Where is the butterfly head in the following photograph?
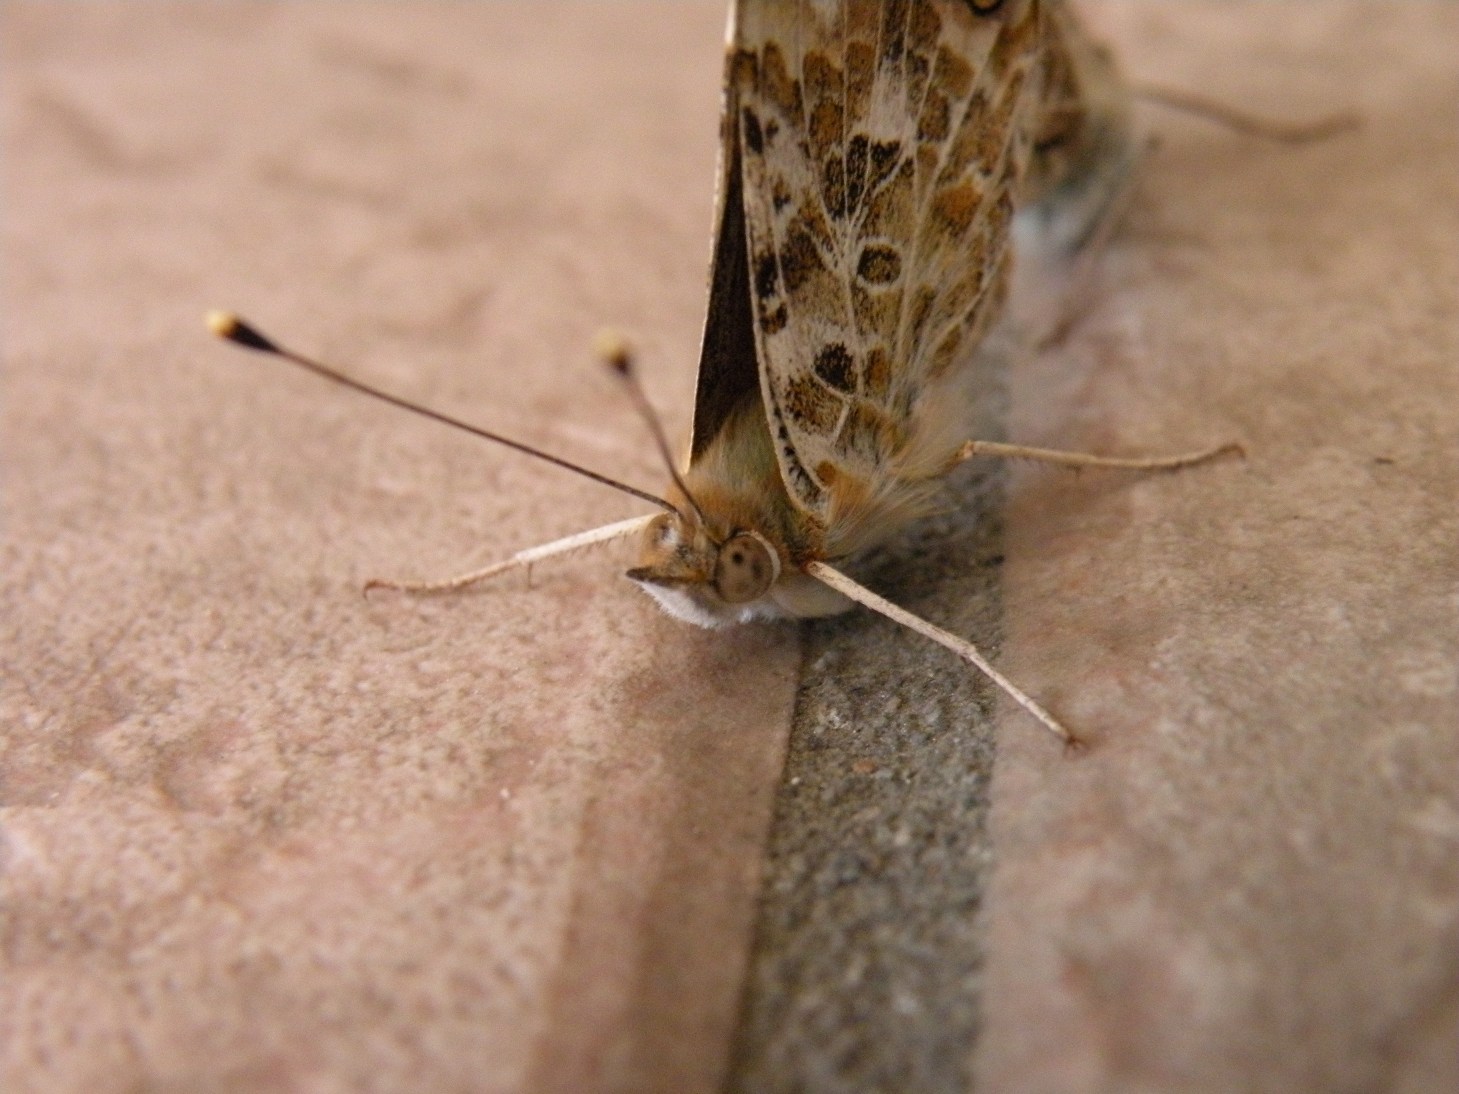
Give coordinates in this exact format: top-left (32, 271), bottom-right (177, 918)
top-left (626, 511), bottom-right (784, 628)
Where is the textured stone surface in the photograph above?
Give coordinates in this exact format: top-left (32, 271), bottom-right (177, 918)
top-left (728, 412), bottom-right (1008, 1094)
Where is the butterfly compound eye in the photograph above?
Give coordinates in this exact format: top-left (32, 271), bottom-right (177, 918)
top-left (714, 533), bottom-right (777, 604)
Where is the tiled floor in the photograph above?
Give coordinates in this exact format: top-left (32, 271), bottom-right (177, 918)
top-left (4, 5), bottom-right (1457, 1093)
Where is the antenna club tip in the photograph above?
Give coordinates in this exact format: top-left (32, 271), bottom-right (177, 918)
top-left (592, 328), bottom-right (634, 376)
top-left (206, 310), bottom-right (240, 338)
top-left (206, 310), bottom-right (280, 354)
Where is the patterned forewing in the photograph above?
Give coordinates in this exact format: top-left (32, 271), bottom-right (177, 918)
top-left (732, 0), bottom-right (1049, 520)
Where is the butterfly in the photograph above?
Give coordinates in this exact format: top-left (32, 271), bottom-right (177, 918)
top-left (211, 0), bottom-right (1246, 745)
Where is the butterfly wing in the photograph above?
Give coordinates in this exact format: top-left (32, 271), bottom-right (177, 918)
top-left (725, 0), bottom-right (1052, 530)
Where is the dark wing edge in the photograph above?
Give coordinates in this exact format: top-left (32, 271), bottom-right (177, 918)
top-left (689, 29), bottom-right (760, 464)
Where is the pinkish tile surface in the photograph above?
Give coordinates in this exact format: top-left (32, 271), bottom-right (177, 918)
top-left (3, 5), bottom-right (795, 1092)
top-left (982, 4), bottom-right (1459, 1091)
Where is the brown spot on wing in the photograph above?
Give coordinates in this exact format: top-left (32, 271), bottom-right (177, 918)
top-left (847, 0), bottom-right (881, 40)
top-left (907, 53), bottom-right (931, 114)
top-left (906, 3), bottom-right (940, 108)
top-left (845, 133), bottom-right (870, 214)
top-left (936, 264), bottom-right (984, 335)
top-left (989, 2), bottom-right (1038, 77)
top-left (907, 285), bottom-right (937, 354)
top-left (804, 50), bottom-right (844, 163)
top-left (862, 157), bottom-right (915, 238)
top-left (813, 343), bottom-right (857, 394)
top-left (925, 249), bottom-right (1012, 379)
top-left (856, 243), bottom-right (903, 285)
top-left (933, 43), bottom-right (976, 100)
top-left (730, 47), bottom-right (757, 89)
top-left (942, 91), bottom-right (988, 180)
top-left (760, 41), bottom-right (802, 118)
top-left (822, 157), bottom-right (847, 219)
top-left (742, 106), bottom-right (764, 154)
top-left (879, 0), bottom-right (911, 65)
top-left (809, 99), bottom-right (841, 159)
top-left (779, 223), bottom-right (826, 295)
top-left (852, 282), bottom-right (903, 347)
top-left (784, 372), bottom-right (842, 436)
top-left (918, 92), bottom-right (951, 143)
top-left (931, 181), bottom-right (983, 234)
top-left (770, 406), bottom-right (826, 506)
top-left (863, 345), bottom-right (893, 401)
top-left (754, 251), bottom-right (779, 302)
top-left (926, 325), bottom-right (963, 380)
top-left (793, 200), bottom-right (835, 252)
top-left (845, 40), bottom-right (876, 121)
top-left (868, 140), bottom-right (903, 192)
top-left (910, 2), bottom-right (942, 55)
top-left (803, 50), bottom-right (842, 102)
top-left (772, 176), bottom-right (793, 212)
top-left (979, 70), bottom-right (1027, 172)
top-left (916, 144), bottom-right (940, 188)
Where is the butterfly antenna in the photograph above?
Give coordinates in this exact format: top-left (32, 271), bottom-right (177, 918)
top-left (205, 311), bottom-right (680, 516)
top-left (593, 329), bottom-right (710, 529)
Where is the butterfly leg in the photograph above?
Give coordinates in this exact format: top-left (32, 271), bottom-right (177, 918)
top-left (805, 562), bottom-right (1078, 748)
top-left (1133, 84), bottom-right (1360, 145)
top-left (955, 438), bottom-right (1243, 473)
top-left (364, 515), bottom-right (654, 596)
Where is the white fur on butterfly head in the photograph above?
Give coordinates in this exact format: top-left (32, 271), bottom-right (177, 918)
top-left (627, 513), bottom-right (852, 627)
